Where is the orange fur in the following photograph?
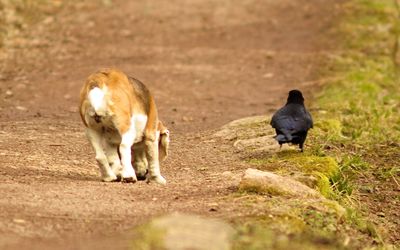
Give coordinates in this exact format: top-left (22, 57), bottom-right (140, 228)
top-left (157, 121), bottom-right (170, 161)
top-left (80, 69), bottom-right (148, 134)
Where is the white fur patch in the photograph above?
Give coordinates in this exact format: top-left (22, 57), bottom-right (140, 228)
top-left (131, 114), bottom-right (148, 143)
top-left (88, 87), bottom-right (107, 115)
top-left (118, 114), bottom-right (147, 180)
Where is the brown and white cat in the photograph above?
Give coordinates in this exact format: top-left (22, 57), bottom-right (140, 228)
top-left (79, 68), bottom-right (167, 184)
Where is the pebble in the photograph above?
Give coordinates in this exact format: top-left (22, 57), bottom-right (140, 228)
top-left (13, 218), bottom-right (26, 224)
top-left (182, 116), bottom-right (193, 122)
top-left (263, 73), bottom-right (274, 78)
top-left (265, 51), bottom-right (276, 59)
top-left (222, 171), bottom-right (233, 177)
top-left (87, 21), bottom-right (95, 28)
top-left (16, 106), bottom-right (27, 111)
top-left (43, 16), bottom-right (54, 25)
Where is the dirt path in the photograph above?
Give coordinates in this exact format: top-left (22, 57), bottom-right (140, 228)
top-left (0, 0), bottom-right (337, 248)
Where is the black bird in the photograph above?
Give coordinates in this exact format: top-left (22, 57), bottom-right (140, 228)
top-left (270, 89), bottom-right (313, 152)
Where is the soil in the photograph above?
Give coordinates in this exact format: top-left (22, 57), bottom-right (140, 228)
top-left (0, 0), bottom-right (341, 248)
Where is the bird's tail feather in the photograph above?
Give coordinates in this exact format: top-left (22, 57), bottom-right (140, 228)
top-left (274, 134), bottom-right (287, 142)
top-left (274, 134), bottom-right (293, 143)
top-left (274, 129), bottom-right (294, 143)
top-left (281, 129), bottom-right (293, 141)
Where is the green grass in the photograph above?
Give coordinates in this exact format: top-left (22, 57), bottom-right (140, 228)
top-left (311, 0), bottom-right (400, 246)
top-left (317, 0), bottom-right (400, 147)
top-left (237, 0), bottom-right (400, 248)
top-left (314, 0), bottom-right (400, 199)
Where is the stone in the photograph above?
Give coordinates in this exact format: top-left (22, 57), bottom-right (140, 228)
top-left (221, 171), bottom-right (234, 178)
top-left (224, 115), bottom-right (268, 128)
top-left (239, 168), bottom-right (322, 198)
top-left (291, 173), bottom-right (319, 189)
top-left (13, 218), bottom-right (26, 224)
top-left (131, 213), bottom-right (234, 250)
top-left (5, 90), bottom-right (13, 97)
top-left (213, 115), bottom-right (292, 154)
top-left (263, 72), bottom-right (274, 78)
top-left (265, 51), bottom-right (276, 59)
top-left (182, 116), bottom-right (193, 122)
top-left (214, 115), bottom-right (270, 141)
top-left (233, 135), bottom-right (287, 153)
top-left (221, 171), bottom-right (241, 185)
top-left (43, 16), bottom-right (55, 25)
top-left (15, 106), bottom-right (27, 111)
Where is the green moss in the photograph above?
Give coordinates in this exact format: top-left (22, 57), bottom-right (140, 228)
top-left (320, 200), bottom-right (346, 218)
top-left (270, 215), bottom-right (307, 234)
top-left (232, 222), bottom-right (275, 250)
top-left (284, 155), bottom-right (339, 177)
top-left (238, 180), bottom-right (287, 196)
top-left (130, 223), bottom-right (166, 250)
top-left (247, 158), bottom-right (269, 165)
top-left (313, 119), bottom-right (343, 142)
top-left (313, 172), bottom-right (333, 198)
top-left (232, 213), bottom-right (349, 250)
top-left (249, 153), bottom-right (339, 198)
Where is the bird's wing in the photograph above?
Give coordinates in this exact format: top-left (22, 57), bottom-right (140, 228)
top-left (271, 105), bottom-right (311, 132)
top-left (305, 110), bottom-right (313, 128)
top-left (273, 115), bottom-right (309, 132)
top-left (271, 107), bottom-right (287, 128)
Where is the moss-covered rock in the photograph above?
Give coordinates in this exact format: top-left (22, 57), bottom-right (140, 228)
top-left (251, 153), bottom-right (340, 198)
top-left (239, 168), bottom-right (322, 198)
top-left (131, 223), bottom-right (166, 250)
top-left (214, 115), bottom-right (270, 141)
top-left (130, 213), bottom-right (234, 250)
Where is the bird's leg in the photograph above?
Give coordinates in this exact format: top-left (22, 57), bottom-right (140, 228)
top-left (299, 143), bottom-right (304, 153)
top-left (279, 143), bottom-right (283, 151)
